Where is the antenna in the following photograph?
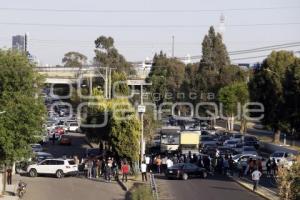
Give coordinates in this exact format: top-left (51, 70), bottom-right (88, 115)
top-left (219, 13), bottom-right (225, 38)
top-left (172, 35), bottom-right (175, 57)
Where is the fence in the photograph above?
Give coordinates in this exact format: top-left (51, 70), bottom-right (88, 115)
top-left (149, 173), bottom-right (159, 200)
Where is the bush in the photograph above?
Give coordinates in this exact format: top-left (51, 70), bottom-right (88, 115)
top-left (131, 185), bottom-right (154, 200)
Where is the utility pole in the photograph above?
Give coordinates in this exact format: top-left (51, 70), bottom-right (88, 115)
top-left (105, 67), bottom-right (108, 98)
top-left (172, 35), bottom-right (175, 58)
top-left (137, 82), bottom-right (152, 163)
top-left (108, 67), bottom-right (116, 99)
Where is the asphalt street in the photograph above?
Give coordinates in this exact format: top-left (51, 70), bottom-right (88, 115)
top-left (156, 174), bottom-right (264, 200)
top-left (17, 132), bottom-right (125, 200)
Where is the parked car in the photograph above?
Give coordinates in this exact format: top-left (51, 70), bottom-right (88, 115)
top-left (240, 146), bottom-right (258, 156)
top-left (27, 158), bottom-right (78, 178)
top-left (243, 136), bottom-right (260, 149)
top-left (68, 122), bottom-right (80, 132)
top-left (215, 147), bottom-right (239, 157)
top-left (165, 163), bottom-right (207, 180)
top-left (199, 135), bottom-right (217, 147)
top-left (269, 151), bottom-right (295, 166)
top-left (223, 140), bottom-right (241, 148)
top-left (232, 154), bottom-right (261, 168)
top-left (30, 144), bottom-right (43, 152)
top-left (85, 148), bottom-right (104, 158)
top-left (33, 152), bottom-right (53, 162)
top-left (59, 135), bottom-right (72, 145)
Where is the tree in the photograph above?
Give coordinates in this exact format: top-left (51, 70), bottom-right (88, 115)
top-left (200, 26), bottom-right (230, 72)
top-left (83, 89), bottom-right (140, 163)
top-left (62, 51), bottom-right (87, 67)
top-left (0, 50), bottom-right (46, 193)
top-left (218, 82), bottom-right (249, 131)
top-left (283, 58), bottom-right (300, 139)
top-left (249, 51), bottom-right (296, 143)
top-left (147, 51), bottom-right (185, 107)
top-left (94, 36), bottom-right (133, 74)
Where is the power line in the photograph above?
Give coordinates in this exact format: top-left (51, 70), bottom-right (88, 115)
top-left (175, 42), bottom-right (300, 60)
top-left (0, 6), bottom-right (299, 13)
top-left (1, 22), bottom-right (300, 28)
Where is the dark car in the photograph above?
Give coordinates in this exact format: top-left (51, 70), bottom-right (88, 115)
top-left (243, 136), bottom-right (260, 149)
top-left (216, 147), bottom-right (239, 157)
top-left (165, 163), bottom-right (207, 180)
top-left (85, 148), bottom-right (104, 158)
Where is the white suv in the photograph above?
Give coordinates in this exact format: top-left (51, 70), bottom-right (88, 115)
top-left (27, 158), bottom-right (78, 178)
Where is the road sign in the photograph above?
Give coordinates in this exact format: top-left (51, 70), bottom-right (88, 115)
top-left (138, 105), bottom-right (146, 113)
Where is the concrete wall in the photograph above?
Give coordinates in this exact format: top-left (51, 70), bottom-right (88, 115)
top-left (260, 142), bottom-right (299, 155)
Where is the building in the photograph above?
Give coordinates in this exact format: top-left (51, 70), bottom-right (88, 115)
top-left (131, 59), bottom-right (153, 79)
top-left (12, 35), bottom-right (25, 52)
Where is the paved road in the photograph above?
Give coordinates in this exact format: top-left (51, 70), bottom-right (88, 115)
top-left (156, 174), bottom-right (264, 200)
top-left (17, 133), bottom-right (125, 200)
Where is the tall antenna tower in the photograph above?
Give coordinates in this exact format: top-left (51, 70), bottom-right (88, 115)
top-left (219, 13), bottom-right (225, 39)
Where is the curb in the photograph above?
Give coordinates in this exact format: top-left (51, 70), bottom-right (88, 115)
top-left (117, 179), bottom-right (128, 191)
top-left (228, 175), bottom-right (279, 200)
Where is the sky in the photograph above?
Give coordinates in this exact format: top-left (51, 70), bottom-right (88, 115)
top-left (0, 0), bottom-right (300, 65)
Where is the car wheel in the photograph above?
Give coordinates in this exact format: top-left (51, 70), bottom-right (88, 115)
top-left (56, 170), bottom-right (64, 178)
top-left (29, 169), bottom-right (37, 177)
top-left (182, 173), bottom-right (188, 180)
top-left (202, 171), bottom-right (208, 178)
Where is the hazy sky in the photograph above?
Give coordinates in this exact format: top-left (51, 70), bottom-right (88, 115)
top-left (1, 0), bottom-right (300, 65)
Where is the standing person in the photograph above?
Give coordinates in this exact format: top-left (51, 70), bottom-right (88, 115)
top-left (74, 155), bottom-right (80, 176)
top-left (251, 168), bottom-right (262, 191)
top-left (271, 158), bottom-right (278, 175)
top-left (228, 156), bottom-right (234, 176)
top-left (121, 161), bottom-right (129, 182)
top-left (266, 159), bottom-right (271, 177)
top-left (145, 155), bottom-right (150, 172)
top-left (96, 159), bottom-right (102, 178)
top-left (87, 159), bottom-right (93, 179)
top-left (155, 156), bottom-right (162, 174)
top-left (52, 133), bottom-right (56, 145)
top-left (7, 167), bottom-right (12, 185)
top-left (223, 158), bottom-right (229, 175)
top-left (141, 161), bottom-right (147, 182)
top-left (166, 157), bottom-right (173, 169)
top-left (257, 159), bottom-right (263, 173)
top-left (105, 158), bottom-right (113, 182)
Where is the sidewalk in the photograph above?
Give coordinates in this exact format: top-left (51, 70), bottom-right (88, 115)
top-left (228, 173), bottom-right (279, 200)
top-left (0, 195), bottom-right (18, 200)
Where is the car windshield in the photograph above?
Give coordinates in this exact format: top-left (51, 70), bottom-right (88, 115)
top-left (31, 144), bottom-right (41, 148)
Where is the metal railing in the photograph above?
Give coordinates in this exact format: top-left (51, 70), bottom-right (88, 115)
top-left (149, 173), bottom-right (159, 200)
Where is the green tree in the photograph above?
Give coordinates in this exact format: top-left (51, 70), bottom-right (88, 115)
top-left (249, 51), bottom-right (296, 143)
top-left (148, 51), bottom-right (185, 107)
top-left (218, 82), bottom-right (249, 131)
top-left (62, 51), bottom-right (87, 67)
top-left (94, 36), bottom-right (133, 74)
top-left (0, 50), bottom-right (46, 193)
top-left (283, 58), bottom-right (300, 138)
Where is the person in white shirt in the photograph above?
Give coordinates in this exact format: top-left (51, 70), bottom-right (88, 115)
top-left (166, 158), bottom-right (173, 168)
top-left (141, 161), bottom-right (147, 182)
top-left (251, 168), bottom-right (262, 191)
top-left (145, 155), bottom-right (150, 172)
